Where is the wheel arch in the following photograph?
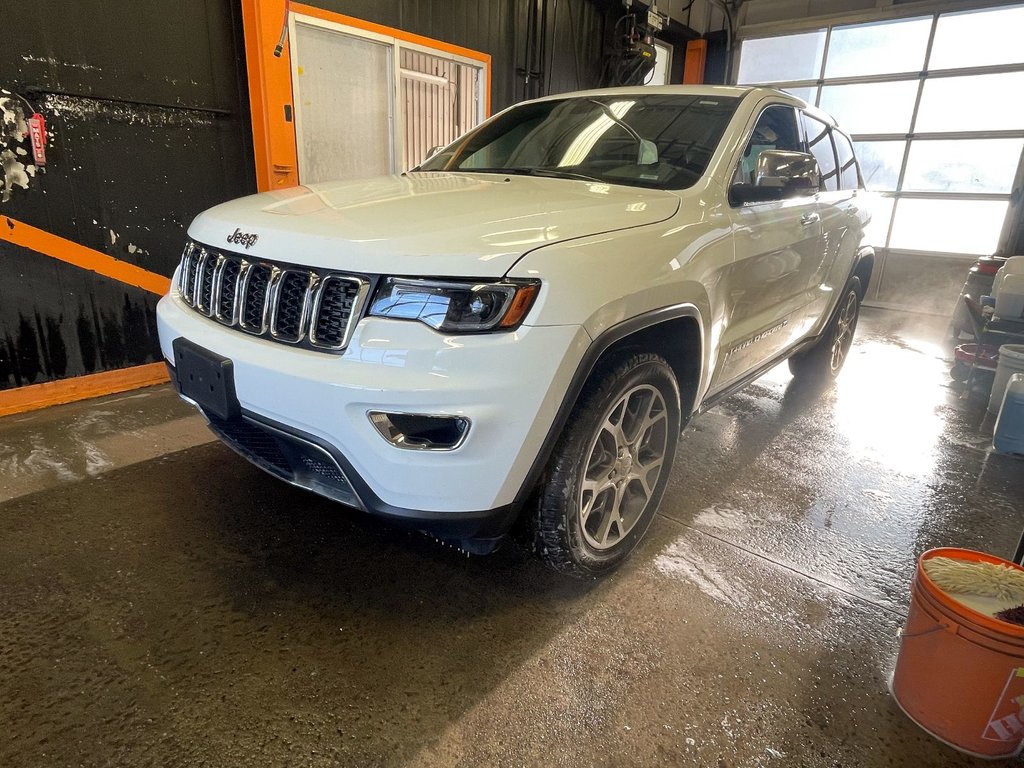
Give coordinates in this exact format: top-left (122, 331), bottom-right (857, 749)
top-left (595, 315), bottom-right (704, 422)
top-left (852, 246), bottom-right (874, 300)
top-left (510, 303), bottom-right (705, 514)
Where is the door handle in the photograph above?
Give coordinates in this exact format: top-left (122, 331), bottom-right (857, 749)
top-left (800, 212), bottom-right (821, 226)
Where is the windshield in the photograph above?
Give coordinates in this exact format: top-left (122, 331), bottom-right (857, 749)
top-left (414, 94), bottom-right (739, 191)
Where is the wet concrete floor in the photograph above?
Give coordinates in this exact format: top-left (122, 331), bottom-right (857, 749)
top-left (1, 307), bottom-right (1022, 767)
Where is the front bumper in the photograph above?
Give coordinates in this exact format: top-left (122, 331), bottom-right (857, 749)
top-left (157, 293), bottom-right (590, 531)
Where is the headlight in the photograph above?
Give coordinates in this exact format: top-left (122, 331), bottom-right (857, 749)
top-left (368, 278), bottom-right (540, 332)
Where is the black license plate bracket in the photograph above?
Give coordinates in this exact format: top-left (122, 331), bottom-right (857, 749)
top-left (172, 338), bottom-right (240, 420)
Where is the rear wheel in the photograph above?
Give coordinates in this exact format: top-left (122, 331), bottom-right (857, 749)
top-left (789, 277), bottom-right (861, 381)
top-left (533, 353), bottom-right (681, 578)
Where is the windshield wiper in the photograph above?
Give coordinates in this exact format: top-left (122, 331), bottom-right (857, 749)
top-left (519, 167), bottom-right (601, 182)
top-left (454, 167), bottom-right (601, 182)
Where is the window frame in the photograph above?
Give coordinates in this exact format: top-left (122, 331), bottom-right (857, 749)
top-left (801, 112), bottom-right (840, 192)
top-left (831, 128), bottom-right (863, 191)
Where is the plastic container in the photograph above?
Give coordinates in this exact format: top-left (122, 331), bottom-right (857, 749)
top-left (989, 345), bottom-right (1024, 414)
top-left (995, 272), bottom-right (1024, 322)
top-left (891, 548), bottom-right (1024, 759)
top-left (994, 373), bottom-right (1024, 456)
top-left (992, 256), bottom-right (1024, 296)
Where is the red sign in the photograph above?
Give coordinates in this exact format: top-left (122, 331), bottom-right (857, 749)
top-left (27, 113), bottom-right (46, 166)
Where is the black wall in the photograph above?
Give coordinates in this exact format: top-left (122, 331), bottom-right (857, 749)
top-left (0, 0), bottom-right (704, 391)
top-left (0, 0), bottom-right (256, 390)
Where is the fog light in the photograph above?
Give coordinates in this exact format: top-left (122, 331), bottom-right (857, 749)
top-left (368, 411), bottom-right (470, 450)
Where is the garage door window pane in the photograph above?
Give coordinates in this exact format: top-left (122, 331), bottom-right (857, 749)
top-left (802, 114), bottom-right (838, 191)
top-left (903, 139), bottom-right (1024, 194)
top-left (824, 17), bottom-right (931, 78)
top-left (819, 81), bottom-right (918, 135)
top-left (916, 72), bottom-right (1024, 133)
top-left (737, 31), bottom-right (826, 84)
top-left (889, 199), bottom-right (1009, 254)
top-left (863, 196), bottom-right (894, 248)
top-left (854, 141), bottom-right (904, 192)
top-left (929, 4), bottom-right (1024, 70)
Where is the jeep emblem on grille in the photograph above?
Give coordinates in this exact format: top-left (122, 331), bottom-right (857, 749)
top-left (227, 228), bottom-right (259, 250)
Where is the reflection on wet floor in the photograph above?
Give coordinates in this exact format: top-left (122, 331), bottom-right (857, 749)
top-left (0, 307), bottom-right (1022, 767)
top-left (665, 311), bottom-right (1022, 615)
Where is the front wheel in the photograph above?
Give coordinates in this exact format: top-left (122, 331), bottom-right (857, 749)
top-left (533, 353), bottom-right (681, 578)
top-left (789, 276), bottom-right (861, 381)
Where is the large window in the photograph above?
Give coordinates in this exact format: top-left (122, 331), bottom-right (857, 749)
top-left (289, 12), bottom-right (488, 183)
top-left (737, 4), bottom-right (1024, 266)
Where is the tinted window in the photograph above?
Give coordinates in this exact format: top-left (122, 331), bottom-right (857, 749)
top-left (833, 129), bottom-right (860, 189)
top-left (734, 105), bottom-right (802, 184)
top-left (802, 113), bottom-right (839, 191)
top-left (416, 94), bottom-right (739, 191)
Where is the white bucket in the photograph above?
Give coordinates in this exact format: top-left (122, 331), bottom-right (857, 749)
top-left (995, 272), bottom-right (1024, 321)
top-left (989, 344), bottom-right (1024, 413)
top-left (993, 256), bottom-right (1024, 298)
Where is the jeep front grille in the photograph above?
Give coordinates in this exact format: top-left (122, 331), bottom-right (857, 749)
top-left (176, 241), bottom-right (367, 352)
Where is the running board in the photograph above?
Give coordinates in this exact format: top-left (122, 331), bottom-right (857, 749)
top-left (696, 335), bottom-right (820, 414)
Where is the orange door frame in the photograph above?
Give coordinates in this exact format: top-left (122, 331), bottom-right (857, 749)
top-left (240, 0), bottom-right (492, 191)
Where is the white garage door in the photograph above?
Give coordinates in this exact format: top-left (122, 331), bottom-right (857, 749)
top-left (737, 3), bottom-right (1024, 313)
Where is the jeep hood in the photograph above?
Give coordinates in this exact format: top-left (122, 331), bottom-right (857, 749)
top-left (187, 173), bottom-right (680, 277)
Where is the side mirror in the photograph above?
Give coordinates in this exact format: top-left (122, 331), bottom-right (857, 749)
top-left (730, 150), bottom-right (820, 205)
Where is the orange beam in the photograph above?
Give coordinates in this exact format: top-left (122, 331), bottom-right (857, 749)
top-left (290, 3), bottom-right (492, 71)
top-left (0, 363), bottom-right (170, 418)
top-left (683, 39), bottom-right (707, 85)
top-left (2, 216), bottom-right (170, 296)
top-left (241, 0), bottom-right (300, 191)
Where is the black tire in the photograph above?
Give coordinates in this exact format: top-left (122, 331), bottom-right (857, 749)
top-left (788, 276), bottom-right (861, 381)
top-left (533, 352), bottom-right (681, 578)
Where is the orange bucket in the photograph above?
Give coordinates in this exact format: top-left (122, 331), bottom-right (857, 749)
top-left (892, 548), bottom-right (1024, 759)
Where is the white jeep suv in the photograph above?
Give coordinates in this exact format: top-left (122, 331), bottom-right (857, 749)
top-left (157, 85), bottom-right (872, 577)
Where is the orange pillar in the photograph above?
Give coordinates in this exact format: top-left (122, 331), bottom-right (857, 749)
top-left (683, 39), bottom-right (707, 84)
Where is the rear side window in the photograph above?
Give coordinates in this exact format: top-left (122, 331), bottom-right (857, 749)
top-left (801, 113), bottom-right (838, 191)
top-left (734, 105), bottom-right (802, 184)
top-left (832, 130), bottom-right (861, 190)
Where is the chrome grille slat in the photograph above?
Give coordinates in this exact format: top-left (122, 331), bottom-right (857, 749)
top-left (239, 263), bottom-right (273, 334)
top-left (310, 277), bottom-right (364, 350)
top-left (182, 246), bottom-right (201, 306)
top-left (197, 252), bottom-right (219, 316)
top-left (215, 258), bottom-right (242, 324)
top-left (175, 241), bottom-right (365, 354)
top-left (178, 243), bottom-right (195, 296)
top-left (270, 270), bottom-right (315, 343)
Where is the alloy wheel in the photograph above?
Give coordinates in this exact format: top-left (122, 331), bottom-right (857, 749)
top-left (830, 291), bottom-right (858, 373)
top-left (578, 384), bottom-right (669, 551)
